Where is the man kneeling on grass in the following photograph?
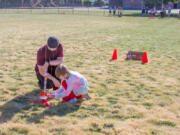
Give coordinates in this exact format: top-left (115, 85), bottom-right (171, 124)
top-left (48, 64), bottom-right (90, 103)
top-left (35, 36), bottom-right (63, 90)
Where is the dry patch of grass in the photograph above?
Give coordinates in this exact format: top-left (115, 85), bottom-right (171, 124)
top-left (0, 13), bottom-right (180, 135)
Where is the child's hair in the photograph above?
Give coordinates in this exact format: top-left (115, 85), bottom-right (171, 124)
top-left (55, 64), bottom-right (69, 78)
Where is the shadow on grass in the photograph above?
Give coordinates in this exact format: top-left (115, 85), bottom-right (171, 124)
top-left (27, 101), bottom-right (81, 123)
top-left (0, 89), bottom-right (40, 123)
top-left (123, 14), bottom-right (180, 19)
top-left (0, 89), bottom-right (81, 123)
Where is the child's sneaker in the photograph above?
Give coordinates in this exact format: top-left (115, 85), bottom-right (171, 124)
top-left (68, 98), bottom-right (77, 104)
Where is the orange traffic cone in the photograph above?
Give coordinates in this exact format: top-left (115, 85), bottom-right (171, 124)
top-left (112, 49), bottom-right (118, 60)
top-left (142, 52), bottom-right (148, 64)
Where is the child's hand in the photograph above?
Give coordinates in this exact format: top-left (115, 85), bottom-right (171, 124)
top-left (54, 93), bottom-right (64, 99)
top-left (48, 94), bottom-right (55, 99)
top-left (54, 88), bottom-right (64, 94)
top-left (53, 79), bottom-right (61, 88)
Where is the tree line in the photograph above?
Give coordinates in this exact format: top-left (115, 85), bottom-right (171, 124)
top-left (0, 0), bottom-right (179, 8)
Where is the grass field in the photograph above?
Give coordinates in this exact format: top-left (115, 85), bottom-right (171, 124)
top-left (0, 13), bottom-right (180, 135)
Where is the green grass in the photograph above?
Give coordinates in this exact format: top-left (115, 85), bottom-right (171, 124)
top-left (0, 11), bottom-right (180, 135)
top-left (150, 120), bottom-right (176, 127)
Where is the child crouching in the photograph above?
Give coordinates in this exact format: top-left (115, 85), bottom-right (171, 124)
top-left (49, 64), bottom-right (89, 103)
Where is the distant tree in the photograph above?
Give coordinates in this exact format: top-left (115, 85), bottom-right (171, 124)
top-left (83, 0), bottom-right (92, 6)
top-left (141, 0), bottom-right (180, 8)
top-left (109, 0), bottom-right (123, 8)
top-left (94, 0), bottom-right (105, 6)
top-left (109, 0), bottom-right (180, 9)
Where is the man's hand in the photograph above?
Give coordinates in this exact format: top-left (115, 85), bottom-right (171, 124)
top-left (39, 61), bottom-right (49, 74)
top-left (52, 79), bottom-right (61, 88)
top-left (44, 61), bottom-right (49, 71)
top-left (44, 61), bottom-right (49, 67)
top-left (49, 57), bottom-right (63, 66)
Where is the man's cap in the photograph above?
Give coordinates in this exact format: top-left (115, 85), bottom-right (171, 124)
top-left (47, 36), bottom-right (59, 48)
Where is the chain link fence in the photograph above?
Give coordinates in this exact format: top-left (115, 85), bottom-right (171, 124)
top-left (0, 0), bottom-right (111, 16)
top-left (0, 0), bottom-right (108, 8)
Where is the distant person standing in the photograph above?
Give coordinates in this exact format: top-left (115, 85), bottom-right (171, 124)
top-left (150, 9), bottom-right (153, 16)
top-left (160, 8), bottom-right (163, 17)
top-left (142, 7), bottom-right (145, 16)
top-left (163, 8), bottom-right (166, 17)
top-left (118, 7), bottom-right (123, 17)
top-left (113, 7), bottom-right (116, 16)
top-left (168, 6), bottom-right (171, 17)
top-left (153, 7), bottom-right (157, 16)
top-left (145, 7), bottom-right (149, 15)
top-left (160, 8), bottom-right (166, 18)
top-left (109, 7), bottom-right (112, 15)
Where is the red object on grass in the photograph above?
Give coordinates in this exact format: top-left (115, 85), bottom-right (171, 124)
top-left (30, 80), bottom-right (82, 108)
top-left (62, 80), bottom-right (82, 101)
top-left (142, 52), bottom-right (148, 64)
top-left (112, 49), bottom-right (118, 60)
top-left (42, 99), bottom-right (51, 108)
top-left (40, 92), bottom-right (47, 97)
